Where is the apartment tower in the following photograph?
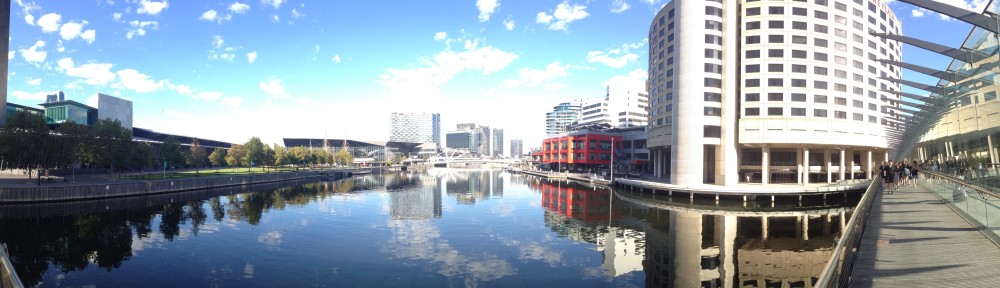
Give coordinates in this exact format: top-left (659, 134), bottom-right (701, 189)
top-left (647, 0), bottom-right (902, 186)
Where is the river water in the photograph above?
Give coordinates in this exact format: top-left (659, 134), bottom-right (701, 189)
top-left (0, 169), bottom-right (857, 287)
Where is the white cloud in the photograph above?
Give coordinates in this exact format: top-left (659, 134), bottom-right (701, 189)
top-left (19, 40), bottom-right (47, 63)
top-left (912, 9), bottom-right (925, 17)
top-left (56, 57), bottom-right (117, 85)
top-left (272, 14), bottom-right (279, 22)
top-left (503, 19), bottom-right (515, 30)
top-left (536, 2), bottom-right (589, 31)
top-left (137, 0), bottom-right (169, 15)
top-left (172, 84), bottom-right (193, 95)
top-left (24, 14), bottom-right (34, 25)
top-left (37, 13), bottom-right (61, 32)
top-left (212, 35), bottom-right (225, 49)
top-left (434, 32), bottom-right (447, 41)
top-left (476, 0), bottom-right (499, 22)
top-left (10, 91), bottom-right (50, 101)
top-left (378, 39), bottom-right (519, 96)
top-left (228, 2), bottom-right (250, 14)
top-left (611, 0), bottom-right (630, 13)
top-left (59, 21), bottom-right (86, 41)
top-left (7, 51), bottom-right (13, 60)
top-left (291, 8), bottom-right (303, 18)
top-left (81, 30), bottom-right (96, 43)
top-left (200, 10), bottom-right (218, 21)
top-left (192, 91), bottom-right (222, 101)
top-left (259, 78), bottom-right (290, 99)
top-left (115, 69), bottom-right (164, 93)
top-left (261, 0), bottom-right (284, 9)
top-left (332, 54), bottom-right (341, 63)
top-left (113, 12), bottom-right (123, 22)
top-left (209, 35), bottom-right (237, 61)
top-left (247, 51), bottom-right (257, 63)
top-left (503, 62), bottom-right (570, 88)
top-left (587, 48), bottom-right (638, 68)
top-left (26, 78), bottom-right (41, 85)
top-left (127, 20), bottom-right (158, 39)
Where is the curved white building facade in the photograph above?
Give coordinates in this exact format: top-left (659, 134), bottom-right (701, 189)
top-left (647, 0), bottom-right (903, 186)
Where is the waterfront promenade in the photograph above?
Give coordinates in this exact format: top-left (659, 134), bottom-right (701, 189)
top-left (850, 183), bottom-right (1000, 287)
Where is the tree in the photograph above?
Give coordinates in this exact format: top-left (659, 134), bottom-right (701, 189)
top-left (273, 144), bottom-right (288, 168)
top-left (55, 121), bottom-right (91, 181)
top-left (0, 112), bottom-right (51, 182)
top-left (131, 142), bottom-right (155, 170)
top-left (243, 137), bottom-right (265, 172)
top-left (225, 144), bottom-right (245, 168)
top-left (159, 136), bottom-right (185, 170)
top-left (93, 119), bottom-right (133, 175)
top-left (187, 138), bottom-right (208, 174)
top-left (333, 147), bottom-right (354, 167)
top-left (209, 148), bottom-right (227, 172)
top-left (262, 144), bottom-right (276, 172)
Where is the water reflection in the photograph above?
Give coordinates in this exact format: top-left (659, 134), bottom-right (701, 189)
top-left (0, 169), bottom-right (856, 287)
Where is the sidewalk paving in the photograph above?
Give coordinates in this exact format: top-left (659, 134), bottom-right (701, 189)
top-left (849, 182), bottom-right (1000, 287)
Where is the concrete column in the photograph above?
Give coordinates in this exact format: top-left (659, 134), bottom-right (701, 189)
top-left (803, 147), bottom-right (810, 185)
top-left (797, 147), bottom-right (803, 185)
top-left (988, 135), bottom-right (996, 172)
top-left (653, 150), bottom-right (659, 178)
top-left (762, 145), bottom-right (770, 186)
top-left (839, 149), bottom-right (846, 181)
top-left (762, 216), bottom-right (769, 240)
top-left (839, 211), bottom-right (846, 230)
top-left (795, 216), bottom-right (803, 239)
top-left (866, 150), bottom-right (873, 179)
top-left (825, 149), bottom-right (832, 183)
top-left (802, 216), bottom-right (810, 240)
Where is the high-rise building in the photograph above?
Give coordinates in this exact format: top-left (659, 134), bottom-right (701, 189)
top-left (510, 138), bottom-right (523, 158)
top-left (0, 0), bottom-right (10, 128)
top-left (46, 91), bottom-right (65, 103)
top-left (646, 1), bottom-right (902, 186)
top-left (97, 93), bottom-right (133, 130)
top-left (575, 78), bottom-right (649, 129)
top-left (492, 128), bottom-right (503, 157)
top-left (545, 99), bottom-right (585, 136)
top-left (390, 112), bottom-right (441, 150)
top-left (447, 123), bottom-right (479, 154)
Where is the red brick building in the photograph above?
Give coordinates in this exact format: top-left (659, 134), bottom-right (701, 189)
top-left (540, 131), bottom-right (622, 171)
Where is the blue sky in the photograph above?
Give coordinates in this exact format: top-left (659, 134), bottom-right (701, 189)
top-left (4, 0), bottom-right (987, 149)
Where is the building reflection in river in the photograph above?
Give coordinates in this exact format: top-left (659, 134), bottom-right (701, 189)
top-left (532, 178), bottom-right (851, 287)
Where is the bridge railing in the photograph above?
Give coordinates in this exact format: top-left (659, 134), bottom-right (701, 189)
top-left (1, 243), bottom-right (24, 288)
top-left (919, 170), bottom-right (1000, 245)
top-left (815, 174), bottom-right (882, 288)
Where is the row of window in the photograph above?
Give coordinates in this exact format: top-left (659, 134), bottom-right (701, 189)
top-left (744, 107), bottom-right (878, 122)
top-left (744, 93), bottom-right (878, 110)
top-left (743, 0), bottom-right (897, 30)
top-left (745, 78), bottom-right (891, 94)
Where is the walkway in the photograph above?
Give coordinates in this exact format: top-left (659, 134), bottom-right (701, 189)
top-left (850, 182), bottom-right (1000, 287)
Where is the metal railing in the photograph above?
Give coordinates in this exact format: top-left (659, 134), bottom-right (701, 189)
top-left (0, 243), bottom-right (24, 288)
top-left (920, 170), bottom-right (1000, 246)
top-left (815, 175), bottom-right (883, 287)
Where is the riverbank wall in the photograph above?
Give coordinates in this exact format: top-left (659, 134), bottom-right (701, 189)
top-left (0, 168), bottom-right (373, 204)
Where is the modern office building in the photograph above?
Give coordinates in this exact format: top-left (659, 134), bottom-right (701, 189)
top-left (546, 99), bottom-right (585, 136)
top-left (39, 100), bottom-right (98, 126)
top-left (575, 78), bottom-right (649, 129)
top-left (646, 0), bottom-right (902, 186)
top-left (45, 91), bottom-right (65, 103)
top-left (0, 0), bottom-right (9, 128)
top-left (510, 138), bottom-right (524, 158)
top-left (98, 93), bottom-right (134, 130)
top-left (446, 125), bottom-right (478, 154)
top-left (492, 128), bottom-right (504, 157)
top-left (389, 112), bottom-right (441, 150)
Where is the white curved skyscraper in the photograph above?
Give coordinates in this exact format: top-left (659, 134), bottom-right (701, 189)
top-left (647, 0), bottom-right (903, 186)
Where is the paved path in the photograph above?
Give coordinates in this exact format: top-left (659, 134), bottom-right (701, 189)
top-left (850, 183), bottom-right (1000, 287)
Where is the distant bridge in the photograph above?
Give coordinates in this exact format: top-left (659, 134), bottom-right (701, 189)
top-left (425, 151), bottom-right (517, 168)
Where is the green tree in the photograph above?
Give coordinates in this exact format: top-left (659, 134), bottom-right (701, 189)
top-left (159, 136), bottom-right (185, 170)
top-left (225, 144), bottom-right (245, 168)
top-left (273, 144), bottom-right (288, 168)
top-left (55, 121), bottom-right (90, 181)
top-left (131, 142), bottom-right (155, 170)
top-left (93, 119), bottom-right (133, 175)
top-left (209, 148), bottom-right (227, 172)
top-left (333, 147), bottom-right (354, 167)
top-left (243, 137), bottom-right (265, 172)
top-left (0, 112), bottom-right (51, 182)
top-left (262, 144), bottom-right (276, 172)
top-left (187, 138), bottom-right (208, 174)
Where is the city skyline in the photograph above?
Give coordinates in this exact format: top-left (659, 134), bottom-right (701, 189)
top-left (2, 0), bottom-right (981, 148)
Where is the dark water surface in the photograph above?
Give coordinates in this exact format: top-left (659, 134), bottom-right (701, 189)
top-left (0, 169), bottom-right (856, 287)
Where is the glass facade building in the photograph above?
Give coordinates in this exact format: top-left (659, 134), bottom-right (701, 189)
top-left (39, 100), bottom-right (97, 126)
top-left (389, 112), bottom-right (441, 150)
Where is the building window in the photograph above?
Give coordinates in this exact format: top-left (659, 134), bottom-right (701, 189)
top-left (768, 49), bottom-right (784, 58)
top-left (706, 49), bottom-right (723, 59)
top-left (792, 35), bottom-right (807, 44)
top-left (747, 21), bottom-right (761, 29)
top-left (835, 111), bottom-right (847, 119)
top-left (793, 7), bottom-right (807, 16)
top-left (792, 21), bottom-right (807, 30)
top-left (768, 35), bottom-right (784, 43)
top-left (705, 78), bottom-right (722, 88)
top-left (815, 66), bottom-right (828, 75)
top-left (769, 20), bottom-right (784, 29)
top-left (768, 6), bottom-right (784, 14)
top-left (767, 78), bottom-right (783, 87)
top-left (746, 35), bottom-right (761, 44)
top-left (792, 50), bottom-right (807, 59)
top-left (814, 52), bottom-right (828, 61)
top-left (706, 35), bottom-right (723, 45)
top-left (814, 109), bottom-right (828, 117)
top-left (745, 108), bottom-right (760, 116)
top-left (768, 64), bottom-right (783, 72)
top-left (814, 95), bottom-right (828, 103)
top-left (704, 125), bottom-right (722, 138)
top-left (791, 79), bottom-right (806, 87)
top-left (791, 108), bottom-right (806, 116)
top-left (767, 107), bottom-right (783, 116)
top-left (705, 63), bottom-right (723, 74)
top-left (704, 107), bottom-right (722, 116)
top-left (814, 81), bottom-right (828, 90)
top-left (747, 7), bottom-right (761, 16)
top-left (815, 11), bottom-right (828, 19)
top-left (746, 79), bottom-right (760, 87)
top-left (705, 20), bottom-right (723, 31)
top-left (791, 93), bottom-right (806, 102)
top-left (706, 7), bottom-right (723, 16)
top-left (853, 113), bottom-right (864, 121)
top-left (791, 64), bottom-right (807, 73)
top-left (814, 24), bottom-right (828, 33)
top-left (746, 93), bottom-right (760, 101)
top-left (768, 93), bottom-right (783, 101)
top-left (747, 64), bottom-right (761, 73)
top-left (815, 38), bottom-right (828, 47)
top-left (705, 92), bottom-right (722, 102)
top-left (746, 50), bottom-right (760, 59)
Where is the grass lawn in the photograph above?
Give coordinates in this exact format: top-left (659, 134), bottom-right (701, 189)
top-left (124, 167), bottom-right (310, 180)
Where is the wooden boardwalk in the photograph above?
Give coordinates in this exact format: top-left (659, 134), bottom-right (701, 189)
top-left (850, 183), bottom-right (1000, 287)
